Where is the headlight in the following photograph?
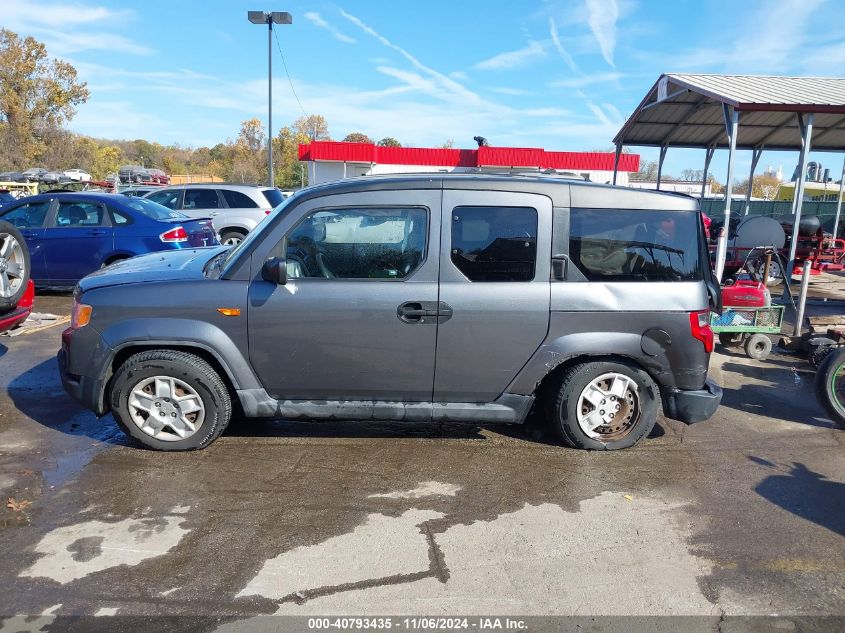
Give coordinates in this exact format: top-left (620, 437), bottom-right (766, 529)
top-left (71, 300), bottom-right (93, 329)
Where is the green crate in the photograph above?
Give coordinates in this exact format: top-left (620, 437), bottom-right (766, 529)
top-left (710, 305), bottom-right (784, 334)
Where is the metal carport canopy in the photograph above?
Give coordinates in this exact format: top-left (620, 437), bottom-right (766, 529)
top-left (613, 74), bottom-right (845, 150)
top-left (612, 73), bottom-right (845, 290)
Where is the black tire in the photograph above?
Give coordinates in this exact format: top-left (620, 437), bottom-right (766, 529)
top-left (220, 229), bottom-right (246, 246)
top-left (744, 333), bottom-right (772, 360)
top-left (809, 344), bottom-right (835, 370)
top-left (101, 256), bottom-right (129, 269)
top-left (718, 332), bottom-right (742, 348)
top-left (109, 350), bottom-right (232, 451)
top-left (0, 220), bottom-right (31, 312)
top-left (550, 360), bottom-right (659, 450)
top-left (814, 348), bottom-right (845, 429)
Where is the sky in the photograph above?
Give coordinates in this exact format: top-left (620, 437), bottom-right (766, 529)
top-left (5, 0), bottom-right (845, 180)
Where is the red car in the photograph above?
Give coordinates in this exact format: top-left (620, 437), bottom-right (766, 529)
top-left (0, 279), bottom-right (34, 334)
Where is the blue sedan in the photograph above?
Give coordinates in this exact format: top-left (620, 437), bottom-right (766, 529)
top-left (0, 192), bottom-right (219, 286)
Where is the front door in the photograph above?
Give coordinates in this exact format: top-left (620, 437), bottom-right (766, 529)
top-left (247, 190), bottom-right (441, 402)
top-left (434, 190), bottom-right (553, 402)
top-left (44, 199), bottom-right (113, 283)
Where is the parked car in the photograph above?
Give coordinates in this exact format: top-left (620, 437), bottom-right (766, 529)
top-left (0, 192), bottom-right (218, 287)
top-left (64, 169), bottom-right (93, 182)
top-left (0, 172), bottom-right (26, 183)
top-left (143, 183), bottom-right (284, 245)
top-left (147, 169), bottom-right (170, 185)
top-left (0, 191), bottom-right (17, 209)
top-left (0, 219), bottom-right (33, 333)
top-left (120, 187), bottom-right (158, 197)
top-left (118, 165), bottom-right (152, 184)
top-left (22, 167), bottom-right (47, 182)
top-left (39, 171), bottom-right (67, 184)
top-left (59, 174), bottom-right (722, 451)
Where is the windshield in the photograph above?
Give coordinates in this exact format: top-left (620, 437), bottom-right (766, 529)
top-left (121, 197), bottom-right (189, 220)
top-left (221, 190), bottom-right (301, 270)
top-left (0, 192), bottom-right (15, 203)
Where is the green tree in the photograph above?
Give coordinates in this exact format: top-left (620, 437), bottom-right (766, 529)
top-left (342, 132), bottom-right (373, 144)
top-left (91, 145), bottom-right (123, 180)
top-left (0, 29), bottom-right (89, 169)
top-left (377, 137), bottom-right (401, 147)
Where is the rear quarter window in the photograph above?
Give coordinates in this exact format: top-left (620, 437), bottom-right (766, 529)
top-left (222, 189), bottom-right (259, 209)
top-left (569, 208), bottom-right (703, 282)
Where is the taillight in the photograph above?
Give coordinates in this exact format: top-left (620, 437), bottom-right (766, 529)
top-left (264, 208), bottom-right (272, 215)
top-left (690, 310), bottom-right (714, 353)
top-left (160, 226), bottom-right (188, 243)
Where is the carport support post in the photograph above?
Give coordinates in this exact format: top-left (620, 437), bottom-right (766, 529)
top-left (786, 113), bottom-right (814, 283)
top-left (700, 146), bottom-right (715, 202)
top-left (612, 143), bottom-right (622, 185)
top-left (715, 106), bottom-right (739, 282)
top-left (833, 155), bottom-right (845, 240)
top-left (744, 147), bottom-right (763, 215)
top-left (656, 145), bottom-right (668, 190)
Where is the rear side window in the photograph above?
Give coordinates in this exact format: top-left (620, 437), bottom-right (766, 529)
top-left (261, 188), bottom-right (285, 208)
top-left (222, 189), bottom-right (259, 209)
top-left (569, 208), bottom-right (703, 281)
top-left (451, 206), bottom-right (538, 282)
top-left (2, 201), bottom-right (50, 228)
top-left (183, 189), bottom-right (221, 210)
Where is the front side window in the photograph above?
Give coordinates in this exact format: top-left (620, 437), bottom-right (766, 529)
top-left (284, 207), bottom-right (428, 279)
top-left (54, 201), bottom-right (106, 227)
top-left (451, 206), bottom-right (538, 282)
top-left (146, 190), bottom-right (181, 210)
top-left (569, 208), bottom-right (703, 281)
top-left (2, 201), bottom-right (50, 228)
top-left (183, 189), bottom-right (221, 210)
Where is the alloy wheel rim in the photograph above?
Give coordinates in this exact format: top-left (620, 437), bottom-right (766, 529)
top-left (127, 376), bottom-right (205, 441)
top-left (223, 236), bottom-right (242, 246)
top-left (576, 372), bottom-right (640, 441)
top-left (0, 233), bottom-right (25, 299)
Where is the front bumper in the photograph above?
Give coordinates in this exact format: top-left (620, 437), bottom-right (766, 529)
top-left (661, 377), bottom-right (722, 424)
top-left (58, 346), bottom-right (108, 416)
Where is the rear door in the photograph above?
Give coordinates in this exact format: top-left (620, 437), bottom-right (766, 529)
top-left (247, 189), bottom-right (440, 402)
top-left (44, 199), bottom-right (114, 283)
top-left (1, 200), bottom-right (51, 283)
top-left (435, 190), bottom-right (553, 402)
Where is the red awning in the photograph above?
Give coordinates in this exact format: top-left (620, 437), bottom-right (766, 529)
top-left (298, 142), bottom-right (639, 172)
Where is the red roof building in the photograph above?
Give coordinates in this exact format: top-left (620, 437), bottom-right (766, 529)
top-left (298, 142), bottom-right (640, 186)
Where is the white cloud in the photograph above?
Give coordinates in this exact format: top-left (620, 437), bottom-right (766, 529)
top-left (489, 86), bottom-right (532, 96)
top-left (303, 12), bottom-right (356, 44)
top-left (548, 72), bottom-right (626, 89)
top-left (472, 41), bottom-right (546, 71)
top-left (549, 17), bottom-right (580, 73)
top-left (585, 0), bottom-right (618, 67)
top-left (3, 0), bottom-right (151, 56)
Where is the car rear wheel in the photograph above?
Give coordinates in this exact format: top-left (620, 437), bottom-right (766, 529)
top-left (550, 360), bottom-right (659, 450)
top-left (0, 220), bottom-right (31, 313)
top-left (109, 350), bottom-right (231, 451)
top-left (220, 230), bottom-right (246, 246)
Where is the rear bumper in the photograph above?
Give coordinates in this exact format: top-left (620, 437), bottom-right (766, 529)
top-left (0, 305), bottom-right (31, 334)
top-left (661, 377), bottom-right (722, 424)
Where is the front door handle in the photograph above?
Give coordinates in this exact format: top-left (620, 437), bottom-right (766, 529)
top-left (397, 301), bottom-right (453, 324)
top-left (87, 230), bottom-right (107, 236)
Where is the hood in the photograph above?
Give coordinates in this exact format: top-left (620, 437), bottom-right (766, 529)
top-left (78, 246), bottom-right (229, 293)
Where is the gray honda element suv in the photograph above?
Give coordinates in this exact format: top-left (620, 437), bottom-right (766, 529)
top-left (59, 174), bottom-right (722, 451)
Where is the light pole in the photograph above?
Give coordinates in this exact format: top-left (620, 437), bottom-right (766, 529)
top-left (247, 10), bottom-right (292, 188)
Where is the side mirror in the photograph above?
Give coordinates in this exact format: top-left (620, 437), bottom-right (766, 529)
top-left (262, 256), bottom-right (287, 285)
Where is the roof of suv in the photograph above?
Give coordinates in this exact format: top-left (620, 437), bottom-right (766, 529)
top-left (293, 173), bottom-right (700, 211)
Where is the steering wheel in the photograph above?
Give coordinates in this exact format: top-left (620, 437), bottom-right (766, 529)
top-left (315, 251), bottom-right (335, 279)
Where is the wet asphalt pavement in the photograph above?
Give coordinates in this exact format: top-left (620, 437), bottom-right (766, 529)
top-left (0, 294), bottom-right (843, 631)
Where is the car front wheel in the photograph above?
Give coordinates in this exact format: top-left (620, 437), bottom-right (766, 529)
top-left (550, 360), bottom-right (659, 450)
top-left (109, 350), bottom-right (231, 451)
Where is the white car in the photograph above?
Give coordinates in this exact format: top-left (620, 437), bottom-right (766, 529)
top-left (63, 169), bottom-right (92, 182)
